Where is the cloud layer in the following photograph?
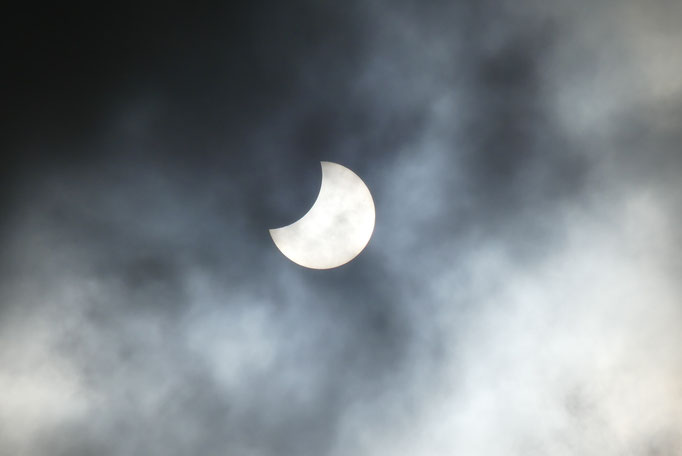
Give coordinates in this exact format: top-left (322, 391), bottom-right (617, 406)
top-left (2, 1), bottom-right (681, 455)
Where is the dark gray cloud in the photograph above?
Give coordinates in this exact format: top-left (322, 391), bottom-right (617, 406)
top-left (1, 1), bottom-right (681, 455)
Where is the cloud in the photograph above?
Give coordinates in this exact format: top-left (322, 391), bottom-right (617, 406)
top-left (1, 1), bottom-right (681, 455)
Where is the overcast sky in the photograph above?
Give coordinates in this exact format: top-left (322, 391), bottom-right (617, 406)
top-left (2, 1), bottom-right (681, 455)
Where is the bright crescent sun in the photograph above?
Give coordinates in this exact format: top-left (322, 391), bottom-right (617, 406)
top-left (269, 161), bottom-right (376, 269)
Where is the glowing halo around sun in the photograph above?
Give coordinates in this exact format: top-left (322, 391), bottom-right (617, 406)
top-left (269, 161), bottom-right (375, 269)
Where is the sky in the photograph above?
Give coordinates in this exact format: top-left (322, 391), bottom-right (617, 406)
top-left (2, 1), bottom-right (681, 455)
